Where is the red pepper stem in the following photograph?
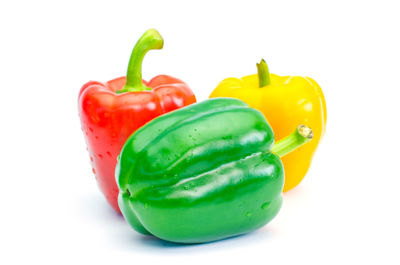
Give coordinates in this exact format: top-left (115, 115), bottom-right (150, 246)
top-left (120, 29), bottom-right (164, 93)
top-left (271, 125), bottom-right (313, 157)
top-left (256, 59), bottom-right (271, 87)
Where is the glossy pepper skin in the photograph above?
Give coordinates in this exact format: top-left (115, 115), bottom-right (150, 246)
top-left (116, 98), bottom-right (284, 243)
top-left (78, 29), bottom-right (196, 212)
top-left (210, 60), bottom-right (327, 192)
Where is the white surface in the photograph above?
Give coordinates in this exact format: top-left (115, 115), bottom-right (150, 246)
top-left (1, 0), bottom-right (399, 264)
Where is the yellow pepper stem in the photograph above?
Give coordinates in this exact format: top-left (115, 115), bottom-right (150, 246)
top-left (272, 125), bottom-right (313, 157)
top-left (256, 59), bottom-right (271, 87)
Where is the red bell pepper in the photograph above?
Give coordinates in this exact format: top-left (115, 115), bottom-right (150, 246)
top-left (78, 29), bottom-right (196, 212)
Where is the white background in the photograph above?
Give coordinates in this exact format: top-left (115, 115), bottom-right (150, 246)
top-left (1, 0), bottom-right (399, 264)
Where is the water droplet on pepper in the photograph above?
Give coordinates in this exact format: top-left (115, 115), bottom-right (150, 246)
top-left (261, 202), bottom-right (270, 210)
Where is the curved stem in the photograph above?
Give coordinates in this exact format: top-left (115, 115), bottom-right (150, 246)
top-left (119, 29), bottom-right (164, 93)
top-left (272, 125), bottom-right (313, 157)
top-left (256, 59), bottom-right (271, 87)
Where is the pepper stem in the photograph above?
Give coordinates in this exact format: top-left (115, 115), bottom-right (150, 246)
top-left (118, 29), bottom-right (164, 93)
top-left (272, 125), bottom-right (313, 157)
top-left (256, 59), bottom-right (271, 87)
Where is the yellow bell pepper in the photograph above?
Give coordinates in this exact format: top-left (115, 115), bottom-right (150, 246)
top-left (209, 59), bottom-right (327, 192)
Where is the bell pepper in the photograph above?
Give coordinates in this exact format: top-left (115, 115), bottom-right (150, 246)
top-left (78, 29), bottom-right (196, 212)
top-left (116, 98), bottom-right (313, 243)
top-left (210, 60), bottom-right (327, 191)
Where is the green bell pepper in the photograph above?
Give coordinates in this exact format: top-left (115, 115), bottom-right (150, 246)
top-left (116, 98), bottom-right (312, 243)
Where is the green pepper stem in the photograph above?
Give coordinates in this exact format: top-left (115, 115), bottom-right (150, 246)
top-left (119, 29), bottom-right (164, 93)
top-left (256, 59), bottom-right (271, 87)
top-left (271, 125), bottom-right (313, 157)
